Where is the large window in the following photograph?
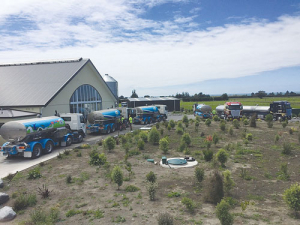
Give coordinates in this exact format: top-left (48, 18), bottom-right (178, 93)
top-left (70, 85), bottom-right (102, 118)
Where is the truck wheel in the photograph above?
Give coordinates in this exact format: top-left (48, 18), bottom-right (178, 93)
top-left (66, 136), bottom-right (72, 146)
top-left (149, 118), bottom-right (153, 124)
top-left (78, 134), bottom-right (83, 143)
top-left (112, 125), bottom-right (116, 132)
top-left (44, 141), bottom-right (54, 154)
top-left (144, 119), bottom-right (148, 125)
top-left (32, 144), bottom-right (42, 159)
top-left (107, 127), bottom-right (111, 134)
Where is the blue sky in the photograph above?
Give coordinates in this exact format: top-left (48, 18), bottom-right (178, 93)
top-left (0, 0), bottom-right (300, 97)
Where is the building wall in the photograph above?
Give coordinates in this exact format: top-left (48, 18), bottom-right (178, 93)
top-left (43, 62), bottom-right (116, 116)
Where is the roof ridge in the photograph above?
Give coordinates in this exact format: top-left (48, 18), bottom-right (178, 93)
top-left (0, 58), bottom-right (83, 67)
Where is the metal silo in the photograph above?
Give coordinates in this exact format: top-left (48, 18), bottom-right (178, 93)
top-left (103, 74), bottom-right (118, 101)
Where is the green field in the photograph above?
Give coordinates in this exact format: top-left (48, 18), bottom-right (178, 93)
top-left (181, 96), bottom-right (300, 111)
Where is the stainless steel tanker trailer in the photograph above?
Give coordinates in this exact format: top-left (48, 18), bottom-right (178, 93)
top-left (87, 109), bottom-right (121, 134)
top-left (0, 114), bottom-right (85, 159)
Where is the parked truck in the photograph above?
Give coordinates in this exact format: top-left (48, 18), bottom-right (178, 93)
top-left (87, 109), bottom-right (121, 134)
top-left (154, 105), bottom-right (168, 121)
top-left (242, 101), bottom-right (292, 120)
top-left (0, 114), bottom-right (85, 159)
top-left (216, 102), bottom-right (243, 120)
top-left (134, 106), bottom-right (161, 125)
top-left (193, 104), bottom-right (212, 119)
top-left (270, 101), bottom-right (292, 120)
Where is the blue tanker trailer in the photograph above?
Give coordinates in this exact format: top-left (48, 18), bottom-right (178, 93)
top-left (134, 106), bottom-right (161, 125)
top-left (87, 109), bottom-right (121, 134)
top-left (193, 104), bottom-right (212, 119)
top-left (0, 115), bottom-right (85, 159)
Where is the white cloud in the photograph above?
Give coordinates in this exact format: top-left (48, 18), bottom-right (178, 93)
top-left (0, 1), bottom-right (300, 97)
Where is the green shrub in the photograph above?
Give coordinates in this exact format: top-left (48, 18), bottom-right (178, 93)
top-left (243, 118), bottom-right (249, 126)
top-left (246, 133), bottom-right (253, 141)
top-left (181, 197), bottom-right (196, 213)
top-left (125, 185), bottom-right (140, 192)
top-left (111, 166), bottom-right (123, 190)
top-left (275, 134), bottom-right (280, 143)
top-left (213, 115), bottom-right (220, 121)
top-left (89, 150), bottom-right (107, 166)
top-left (139, 131), bottom-right (148, 142)
top-left (146, 171), bottom-right (157, 183)
top-left (283, 183), bottom-right (300, 213)
top-left (147, 182), bottom-right (158, 201)
top-left (176, 127), bottom-right (184, 135)
top-left (223, 170), bottom-right (235, 195)
top-left (159, 138), bottom-right (169, 154)
top-left (277, 162), bottom-right (290, 181)
top-left (182, 115), bottom-right (189, 124)
top-left (282, 142), bottom-right (292, 155)
top-left (167, 124), bottom-right (172, 131)
top-left (282, 121), bottom-right (288, 128)
top-left (205, 119), bottom-right (211, 127)
top-left (157, 212), bottom-right (174, 225)
top-left (216, 199), bottom-right (234, 225)
top-left (220, 121), bottom-right (226, 131)
top-left (289, 128), bottom-right (294, 135)
top-left (28, 168), bottom-right (42, 180)
top-left (195, 121), bottom-right (200, 131)
top-left (104, 136), bottom-right (116, 151)
top-left (148, 127), bottom-right (160, 145)
top-left (213, 133), bottom-right (219, 145)
top-left (265, 114), bottom-right (273, 123)
top-left (205, 170), bottom-right (224, 205)
top-left (181, 133), bottom-right (191, 146)
top-left (203, 149), bottom-right (213, 162)
top-left (195, 167), bottom-right (204, 183)
top-left (216, 149), bottom-right (228, 166)
top-left (232, 119), bottom-right (240, 129)
top-left (13, 193), bottom-right (37, 211)
top-left (137, 139), bottom-right (145, 150)
top-left (167, 191), bottom-right (181, 198)
top-left (29, 209), bottom-right (47, 224)
top-left (177, 121), bottom-right (183, 129)
top-left (66, 175), bottom-right (72, 184)
top-left (169, 120), bottom-right (176, 129)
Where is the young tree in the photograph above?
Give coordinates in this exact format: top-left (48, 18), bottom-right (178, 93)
top-left (216, 199), bottom-right (234, 225)
top-left (104, 136), bottom-right (116, 152)
top-left (283, 183), bottom-right (300, 216)
top-left (111, 166), bottom-right (123, 190)
top-left (223, 170), bottom-right (235, 196)
top-left (216, 149), bottom-right (228, 167)
top-left (148, 127), bottom-right (160, 145)
top-left (181, 133), bottom-right (191, 146)
top-left (130, 89), bottom-right (138, 98)
top-left (159, 138), bottom-right (169, 154)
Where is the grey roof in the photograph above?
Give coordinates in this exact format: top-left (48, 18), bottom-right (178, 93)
top-left (0, 58), bottom-right (90, 107)
top-left (128, 97), bottom-right (179, 102)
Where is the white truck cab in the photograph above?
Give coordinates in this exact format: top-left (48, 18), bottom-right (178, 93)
top-left (60, 113), bottom-right (86, 135)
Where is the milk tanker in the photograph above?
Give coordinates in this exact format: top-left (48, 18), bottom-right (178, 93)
top-left (134, 106), bottom-right (162, 125)
top-left (193, 104), bottom-right (212, 119)
top-left (0, 115), bottom-right (85, 159)
top-left (87, 109), bottom-right (121, 134)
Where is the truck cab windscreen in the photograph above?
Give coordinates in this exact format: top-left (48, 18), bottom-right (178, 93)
top-left (229, 105), bottom-right (242, 110)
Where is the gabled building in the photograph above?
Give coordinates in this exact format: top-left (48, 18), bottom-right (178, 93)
top-left (0, 58), bottom-right (117, 125)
